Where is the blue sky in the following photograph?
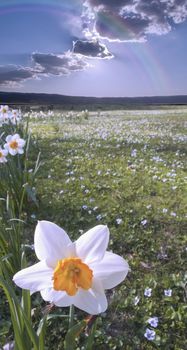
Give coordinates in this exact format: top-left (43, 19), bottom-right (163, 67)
top-left (0, 0), bottom-right (187, 97)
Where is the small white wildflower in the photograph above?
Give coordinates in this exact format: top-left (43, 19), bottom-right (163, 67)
top-left (116, 218), bottom-right (123, 225)
top-left (141, 219), bottom-right (147, 226)
top-left (144, 288), bottom-right (152, 297)
top-left (131, 149), bottom-right (137, 157)
top-left (144, 328), bottom-right (156, 341)
top-left (164, 289), bottom-right (172, 297)
top-left (31, 214), bottom-right (36, 219)
top-left (93, 206), bottom-right (98, 211)
top-left (89, 198), bottom-right (95, 203)
top-left (147, 317), bottom-right (159, 328)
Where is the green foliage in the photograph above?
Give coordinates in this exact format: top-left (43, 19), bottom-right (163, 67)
top-left (0, 107), bottom-right (187, 349)
top-left (31, 108), bottom-right (187, 349)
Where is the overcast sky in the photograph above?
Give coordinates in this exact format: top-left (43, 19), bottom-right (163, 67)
top-left (0, 0), bottom-right (187, 97)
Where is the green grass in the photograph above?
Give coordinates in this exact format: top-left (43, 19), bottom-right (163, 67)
top-left (1, 108), bottom-right (186, 350)
top-left (26, 108), bottom-right (187, 349)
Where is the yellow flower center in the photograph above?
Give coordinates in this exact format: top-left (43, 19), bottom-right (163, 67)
top-left (53, 257), bottom-right (93, 296)
top-left (9, 141), bottom-right (18, 149)
top-left (0, 152), bottom-right (2, 158)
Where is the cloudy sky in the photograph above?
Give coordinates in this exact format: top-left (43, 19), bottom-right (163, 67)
top-left (0, 0), bottom-right (187, 97)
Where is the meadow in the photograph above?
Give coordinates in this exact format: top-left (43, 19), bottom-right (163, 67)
top-left (0, 106), bottom-right (187, 350)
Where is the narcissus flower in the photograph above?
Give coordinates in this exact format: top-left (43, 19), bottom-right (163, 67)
top-left (4, 134), bottom-right (25, 156)
top-left (0, 105), bottom-right (10, 123)
top-left (10, 109), bottom-right (21, 124)
top-left (13, 221), bottom-right (129, 314)
top-left (0, 147), bottom-right (8, 163)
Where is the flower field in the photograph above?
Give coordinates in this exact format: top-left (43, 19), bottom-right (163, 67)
top-left (0, 106), bottom-right (187, 349)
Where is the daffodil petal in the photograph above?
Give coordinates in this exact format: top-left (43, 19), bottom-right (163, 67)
top-left (34, 221), bottom-right (72, 267)
top-left (13, 261), bottom-right (53, 293)
top-left (9, 149), bottom-right (17, 155)
top-left (18, 139), bottom-right (25, 147)
top-left (74, 278), bottom-right (108, 314)
top-left (75, 225), bottom-right (109, 264)
top-left (5, 135), bottom-right (11, 142)
top-left (90, 251), bottom-right (129, 289)
top-left (41, 288), bottom-right (72, 306)
top-left (12, 133), bottom-right (19, 140)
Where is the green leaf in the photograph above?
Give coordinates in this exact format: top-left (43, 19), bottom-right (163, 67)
top-left (64, 320), bottom-right (87, 350)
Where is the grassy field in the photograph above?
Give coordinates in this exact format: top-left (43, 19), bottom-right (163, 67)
top-left (27, 108), bottom-right (187, 349)
top-left (1, 107), bottom-right (187, 349)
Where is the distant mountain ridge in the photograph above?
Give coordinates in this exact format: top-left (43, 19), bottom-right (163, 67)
top-left (1, 91), bottom-right (187, 110)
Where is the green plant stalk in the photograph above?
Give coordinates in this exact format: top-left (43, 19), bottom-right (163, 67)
top-left (64, 320), bottom-right (87, 350)
top-left (69, 304), bottom-right (75, 329)
top-left (85, 318), bottom-right (98, 350)
top-left (0, 275), bottom-right (39, 350)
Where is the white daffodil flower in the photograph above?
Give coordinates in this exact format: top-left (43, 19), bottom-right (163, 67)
top-left (0, 105), bottom-right (10, 123)
top-left (13, 221), bottom-right (129, 314)
top-left (10, 109), bottom-right (21, 124)
top-left (0, 148), bottom-right (8, 163)
top-left (4, 134), bottom-right (25, 156)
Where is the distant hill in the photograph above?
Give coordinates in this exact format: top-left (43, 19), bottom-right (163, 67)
top-left (0, 91), bottom-right (187, 110)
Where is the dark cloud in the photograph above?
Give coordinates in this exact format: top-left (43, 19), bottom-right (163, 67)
top-left (32, 52), bottom-right (89, 75)
top-left (73, 39), bottom-right (113, 58)
top-left (86, 0), bottom-right (187, 41)
top-left (0, 65), bottom-right (35, 86)
top-left (95, 10), bottom-right (149, 41)
top-left (0, 52), bottom-right (90, 86)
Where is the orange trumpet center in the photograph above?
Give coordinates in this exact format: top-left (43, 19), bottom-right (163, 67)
top-left (53, 257), bottom-right (93, 296)
top-left (9, 140), bottom-right (18, 149)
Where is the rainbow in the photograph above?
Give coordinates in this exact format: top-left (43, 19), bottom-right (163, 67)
top-left (95, 10), bottom-right (171, 94)
top-left (0, 0), bottom-right (81, 16)
top-left (121, 43), bottom-right (171, 95)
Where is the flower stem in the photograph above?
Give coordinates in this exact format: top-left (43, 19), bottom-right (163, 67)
top-left (69, 304), bottom-right (75, 329)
